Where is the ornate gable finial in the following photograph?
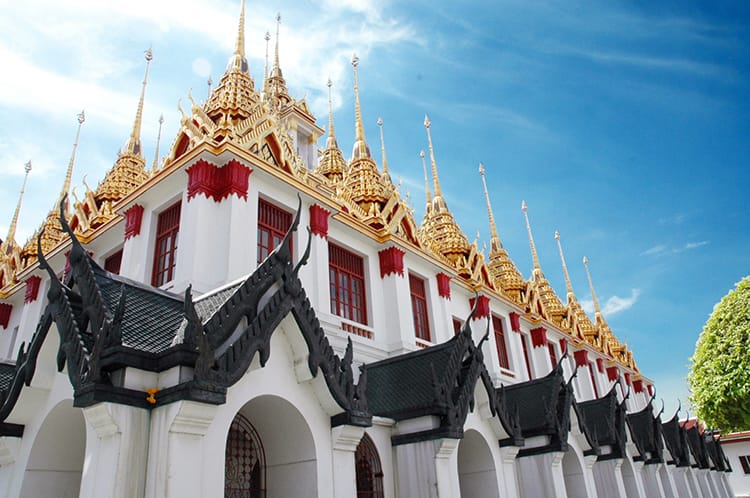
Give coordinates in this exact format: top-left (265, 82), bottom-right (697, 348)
top-left (555, 231), bottom-right (574, 297)
top-left (351, 54), bottom-right (371, 160)
top-left (122, 48), bottom-right (153, 158)
top-left (420, 149), bottom-right (431, 212)
top-left (316, 78), bottom-right (346, 183)
top-left (5, 161), bottom-right (32, 247)
top-left (377, 117), bottom-right (390, 179)
top-left (583, 256), bottom-right (603, 320)
top-left (61, 110), bottom-right (86, 210)
top-left (521, 200), bottom-right (541, 272)
top-left (424, 115), bottom-right (443, 198)
top-left (152, 114), bottom-right (164, 171)
top-left (263, 30), bottom-right (271, 94)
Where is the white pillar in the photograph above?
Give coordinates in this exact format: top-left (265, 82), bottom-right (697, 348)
top-left (671, 467), bottom-right (695, 498)
top-left (144, 400), bottom-right (218, 498)
top-left (629, 460), bottom-right (648, 498)
top-left (593, 459), bottom-right (627, 498)
top-left (393, 438), bottom-right (459, 498)
top-left (658, 463), bottom-right (678, 498)
top-left (380, 271), bottom-right (416, 354)
top-left (497, 447), bottom-right (521, 498)
top-left (640, 463), bottom-right (665, 497)
top-left (330, 425), bottom-right (365, 498)
top-left (79, 403), bottom-right (150, 498)
top-left (517, 452), bottom-right (567, 498)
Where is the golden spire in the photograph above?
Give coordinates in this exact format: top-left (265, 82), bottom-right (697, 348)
top-left (424, 115), bottom-right (442, 198)
top-left (316, 78), bottom-right (346, 183)
top-left (420, 149), bottom-right (431, 209)
top-left (555, 231), bottom-right (574, 296)
top-left (60, 111), bottom-right (86, 208)
top-left (152, 114), bottom-right (164, 171)
top-left (521, 200), bottom-right (541, 271)
top-left (273, 13), bottom-right (281, 73)
top-left (583, 256), bottom-right (603, 319)
top-left (351, 55), bottom-right (371, 160)
top-left (122, 48), bottom-right (153, 157)
top-left (266, 13), bottom-right (290, 107)
top-left (235, 0), bottom-right (246, 58)
top-left (263, 30), bottom-right (271, 93)
top-left (377, 117), bottom-right (390, 178)
top-left (479, 163), bottom-right (501, 251)
top-left (5, 161), bottom-right (32, 246)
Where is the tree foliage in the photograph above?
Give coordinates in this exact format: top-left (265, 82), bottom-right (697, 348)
top-left (689, 276), bottom-right (750, 431)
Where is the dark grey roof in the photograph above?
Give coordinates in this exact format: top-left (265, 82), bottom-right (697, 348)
top-left (662, 412), bottom-right (691, 467)
top-left (575, 385), bottom-right (627, 460)
top-left (0, 363), bottom-right (14, 393)
top-left (626, 401), bottom-right (664, 464)
top-left (365, 339), bottom-right (456, 419)
top-left (95, 269), bottom-right (185, 353)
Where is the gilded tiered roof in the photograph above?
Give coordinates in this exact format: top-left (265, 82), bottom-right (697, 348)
top-left (264, 14), bottom-right (292, 112)
top-left (419, 117), bottom-right (470, 262)
top-left (338, 56), bottom-right (394, 223)
top-left (315, 79), bottom-right (346, 183)
top-left (521, 201), bottom-right (566, 326)
top-left (479, 163), bottom-right (525, 304)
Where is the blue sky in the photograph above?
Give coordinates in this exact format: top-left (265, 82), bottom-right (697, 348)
top-left (1, 0), bottom-right (748, 415)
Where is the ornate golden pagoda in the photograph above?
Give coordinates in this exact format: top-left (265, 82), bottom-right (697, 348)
top-left (478, 163), bottom-right (525, 304)
top-left (521, 201), bottom-right (566, 326)
top-left (554, 231), bottom-right (595, 342)
top-left (315, 79), bottom-right (346, 183)
top-left (0, 161), bottom-right (32, 288)
top-left (338, 55), bottom-right (394, 224)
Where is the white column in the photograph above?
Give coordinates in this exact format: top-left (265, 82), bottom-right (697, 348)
top-left (658, 463), bottom-right (678, 498)
top-left (497, 447), bottom-right (521, 498)
top-left (393, 438), bottom-right (459, 498)
top-left (381, 272), bottom-right (415, 354)
top-left (671, 467), bottom-right (695, 498)
top-left (517, 452), bottom-right (567, 498)
top-left (630, 460), bottom-right (648, 498)
top-left (79, 403), bottom-right (150, 498)
top-left (299, 226), bottom-right (330, 313)
top-left (641, 463), bottom-right (665, 497)
top-left (696, 469), bottom-right (716, 498)
top-left (330, 425), bottom-right (365, 498)
top-left (144, 400), bottom-right (218, 498)
top-left (592, 459), bottom-right (627, 498)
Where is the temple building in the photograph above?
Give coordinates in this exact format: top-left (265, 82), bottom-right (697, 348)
top-left (0, 2), bottom-right (736, 497)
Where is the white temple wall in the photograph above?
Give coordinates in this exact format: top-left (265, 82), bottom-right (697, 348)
top-left (517, 451), bottom-right (567, 498)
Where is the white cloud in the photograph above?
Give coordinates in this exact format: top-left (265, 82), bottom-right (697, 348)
top-left (640, 240), bottom-right (709, 256)
top-left (640, 244), bottom-right (668, 256)
top-left (683, 240), bottom-right (709, 250)
top-left (580, 288), bottom-right (640, 316)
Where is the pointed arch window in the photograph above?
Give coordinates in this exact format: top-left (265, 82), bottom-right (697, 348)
top-left (225, 413), bottom-right (266, 498)
top-left (355, 433), bottom-right (384, 498)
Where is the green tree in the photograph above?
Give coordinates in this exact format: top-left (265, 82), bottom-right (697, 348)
top-left (689, 276), bottom-right (750, 431)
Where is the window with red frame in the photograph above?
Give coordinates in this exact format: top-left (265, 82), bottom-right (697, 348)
top-left (257, 198), bottom-right (293, 264)
top-left (548, 342), bottom-right (557, 367)
top-left (521, 334), bottom-right (533, 380)
top-left (104, 249), bottom-right (123, 275)
top-left (329, 243), bottom-right (367, 325)
top-left (588, 362), bottom-right (600, 398)
top-left (492, 315), bottom-right (510, 370)
top-left (152, 201), bottom-right (181, 287)
top-left (409, 273), bottom-right (430, 341)
top-left (355, 434), bottom-right (384, 498)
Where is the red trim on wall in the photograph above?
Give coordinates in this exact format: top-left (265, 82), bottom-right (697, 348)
top-left (647, 384), bottom-right (654, 397)
top-left (624, 372), bottom-right (632, 385)
top-left (633, 379), bottom-right (644, 393)
top-left (559, 338), bottom-right (567, 354)
top-left (24, 275), bottom-right (41, 304)
top-left (0, 303), bottom-right (12, 328)
top-left (509, 312), bottom-right (521, 332)
top-left (530, 327), bottom-right (548, 348)
top-left (378, 246), bottom-right (405, 278)
top-left (436, 273), bottom-right (451, 299)
top-left (309, 204), bottom-right (330, 238)
top-left (574, 349), bottom-right (589, 367)
top-left (468, 295), bottom-right (491, 320)
top-left (596, 358), bottom-right (604, 374)
top-left (186, 158), bottom-right (252, 202)
top-left (124, 204), bottom-right (144, 241)
top-left (606, 366), bottom-right (619, 382)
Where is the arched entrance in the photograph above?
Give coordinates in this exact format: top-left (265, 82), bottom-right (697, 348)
top-left (457, 429), bottom-right (499, 498)
top-left (562, 450), bottom-right (589, 498)
top-left (19, 399), bottom-right (86, 498)
top-left (355, 433), bottom-right (384, 498)
top-left (226, 395), bottom-right (317, 498)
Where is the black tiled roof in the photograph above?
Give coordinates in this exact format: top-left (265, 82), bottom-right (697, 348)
top-left (575, 385), bottom-right (626, 460)
top-left (503, 367), bottom-right (564, 436)
top-left (0, 363), bottom-right (15, 393)
top-left (626, 401), bottom-right (664, 464)
top-left (365, 339), bottom-right (455, 419)
top-left (662, 413), bottom-right (691, 467)
top-left (95, 269), bottom-right (185, 353)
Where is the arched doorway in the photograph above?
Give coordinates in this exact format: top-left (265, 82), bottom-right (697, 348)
top-left (19, 399), bottom-right (86, 498)
top-left (225, 413), bottom-right (266, 497)
top-left (562, 450), bottom-right (589, 498)
top-left (457, 429), bottom-right (500, 498)
top-left (226, 395), bottom-right (317, 498)
top-left (355, 433), bottom-right (384, 498)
